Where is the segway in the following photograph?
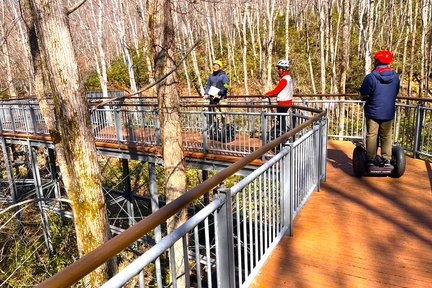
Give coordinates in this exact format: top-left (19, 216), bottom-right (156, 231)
top-left (207, 95), bottom-right (236, 143)
top-left (209, 120), bottom-right (236, 143)
top-left (352, 140), bottom-right (406, 178)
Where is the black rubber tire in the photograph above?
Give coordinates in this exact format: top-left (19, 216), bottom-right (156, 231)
top-left (353, 146), bottom-right (366, 177)
top-left (391, 145), bottom-right (406, 178)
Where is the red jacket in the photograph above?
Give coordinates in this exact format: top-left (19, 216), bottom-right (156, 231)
top-left (264, 71), bottom-right (293, 106)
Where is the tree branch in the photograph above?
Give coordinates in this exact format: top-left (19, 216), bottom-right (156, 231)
top-left (67, 0), bottom-right (87, 15)
top-left (91, 40), bottom-right (201, 112)
top-left (0, 198), bottom-right (72, 215)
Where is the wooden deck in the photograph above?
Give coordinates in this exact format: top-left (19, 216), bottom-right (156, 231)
top-left (251, 140), bottom-right (432, 288)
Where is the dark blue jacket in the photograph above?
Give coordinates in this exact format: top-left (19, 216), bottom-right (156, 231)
top-left (205, 70), bottom-right (229, 99)
top-left (359, 66), bottom-right (400, 120)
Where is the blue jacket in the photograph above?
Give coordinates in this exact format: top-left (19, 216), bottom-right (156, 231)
top-left (205, 70), bottom-right (229, 99)
top-left (359, 66), bottom-right (400, 120)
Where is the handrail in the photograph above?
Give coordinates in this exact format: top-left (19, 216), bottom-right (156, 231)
top-left (1, 93), bottom-right (432, 105)
top-left (36, 110), bottom-right (326, 288)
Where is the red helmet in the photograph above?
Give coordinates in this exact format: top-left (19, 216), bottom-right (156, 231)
top-left (374, 50), bottom-right (393, 64)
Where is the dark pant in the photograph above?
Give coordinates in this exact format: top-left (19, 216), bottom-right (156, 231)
top-left (276, 106), bottom-right (290, 132)
top-left (366, 117), bottom-right (393, 161)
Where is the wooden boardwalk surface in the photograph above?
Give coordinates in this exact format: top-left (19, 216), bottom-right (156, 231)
top-left (251, 140), bottom-right (432, 288)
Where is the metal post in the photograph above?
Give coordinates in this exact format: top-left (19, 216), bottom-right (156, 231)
top-left (29, 106), bottom-right (38, 134)
top-left (202, 109), bottom-right (209, 153)
top-left (288, 143), bottom-right (294, 236)
top-left (114, 108), bottom-right (122, 144)
top-left (9, 107), bottom-right (16, 132)
top-left (28, 141), bottom-right (53, 254)
top-left (122, 159), bottom-right (135, 227)
top-left (149, 162), bottom-right (163, 288)
top-left (215, 188), bottom-right (235, 288)
top-left (314, 122), bottom-right (321, 192)
top-left (47, 148), bottom-right (61, 209)
top-left (1, 138), bottom-right (23, 233)
top-left (202, 170), bottom-right (209, 205)
top-left (154, 108), bottom-right (161, 146)
top-left (413, 103), bottom-right (424, 158)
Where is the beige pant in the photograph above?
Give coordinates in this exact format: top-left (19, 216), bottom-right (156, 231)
top-left (366, 118), bottom-right (393, 161)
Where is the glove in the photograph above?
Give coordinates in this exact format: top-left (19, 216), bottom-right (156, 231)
top-left (203, 94), bottom-right (209, 99)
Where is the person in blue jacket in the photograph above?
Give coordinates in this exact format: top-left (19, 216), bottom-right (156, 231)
top-left (203, 60), bottom-right (230, 129)
top-left (359, 50), bottom-right (400, 168)
top-left (203, 60), bottom-right (230, 105)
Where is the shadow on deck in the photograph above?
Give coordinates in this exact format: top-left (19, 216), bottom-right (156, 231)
top-left (251, 140), bottom-right (432, 288)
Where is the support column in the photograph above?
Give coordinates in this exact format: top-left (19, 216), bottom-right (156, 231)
top-left (28, 141), bottom-right (53, 254)
top-left (121, 158), bottom-right (135, 227)
top-left (1, 138), bottom-right (23, 233)
top-left (47, 148), bottom-right (61, 203)
top-left (149, 162), bottom-right (162, 287)
top-left (202, 170), bottom-right (209, 205)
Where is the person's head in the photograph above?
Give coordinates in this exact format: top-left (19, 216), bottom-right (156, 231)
top-left (213, 60), bottom-right (223, 71)
top-left (276, 59), bottom-right (290, 76)
top-left (374, 50), bottom-right (393, 66)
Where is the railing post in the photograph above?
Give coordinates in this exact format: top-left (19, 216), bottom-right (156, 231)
top-left (312, 122), bottom-right (321, 192)
top-left (261, 111), bottom-right (267, 161)
top-left (154, 108), bottom-right (161, 146)
top-left (287, 143), bottom-right (294, 236)
top-left (29, 106), bottom-right (38, 134)
top-left (282, 145), bottom-right (292, 237)
top-left (215, 188), bottom-right (235, 288)
top-left (202, 109), bottom-right (209, 153)
top-left (114, 108), bottom-right (122, 144)
top-left (413, 103), bottom-right (424, 158)
top-left (9, 107), bottom-right (16, 133)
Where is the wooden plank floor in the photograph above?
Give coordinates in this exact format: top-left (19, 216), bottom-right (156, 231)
top-left (251, 140), bottom-right (432, 288)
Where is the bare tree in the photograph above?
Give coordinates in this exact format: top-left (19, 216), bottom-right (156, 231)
top-left (148, 0), bottom-right (187, 285)
top-left (26, 0), bottom-right (116, 286)
top-left (0, 1), bottom-right (17, 97)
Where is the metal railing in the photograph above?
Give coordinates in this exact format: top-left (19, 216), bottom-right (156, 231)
top-left (36, 109), bottom-right (326, 288)
top-left (101, 120), bottom-right (327, 288)
top-left (1, 94), bottom-right (430, 287)
top-left (1, 95), bottom-right (431, 157)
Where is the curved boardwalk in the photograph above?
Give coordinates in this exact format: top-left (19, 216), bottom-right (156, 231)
top-left (251, 140), bottom-right (432, 288)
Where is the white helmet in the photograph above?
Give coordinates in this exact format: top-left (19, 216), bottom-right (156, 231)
top-left (276, 59), bottom-right (290, 69)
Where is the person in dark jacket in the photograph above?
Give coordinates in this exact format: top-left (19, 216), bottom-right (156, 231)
top-left (359, 50), bottom-right (400, 168)
top-left (203, 60), bottom-right (230, 129)
top-left (203, 60), bottom-right (230, 105)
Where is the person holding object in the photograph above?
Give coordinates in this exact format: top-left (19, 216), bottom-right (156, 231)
top-left (203, 60), bottom-right (230, 105)
top-left (262, 59), bottom-right (293, 132)
top-left (203, 60), bottom-right (230, 130)
top-left (359, 50), bottom-right (400, 168)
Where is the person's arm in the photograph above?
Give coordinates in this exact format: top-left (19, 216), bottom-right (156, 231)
top-left (218, 73), bottom-right (230, 96)
top-left (264, 78), bottom-right (288, 96)
top-left (359, 74), bottom-right (373, 100)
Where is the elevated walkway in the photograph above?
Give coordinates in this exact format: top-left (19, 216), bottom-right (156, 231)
top-left (251, 140), bottom-right (432, 288)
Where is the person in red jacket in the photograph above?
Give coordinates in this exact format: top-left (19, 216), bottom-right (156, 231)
top-left (262, 59), bottom-right (293, 132)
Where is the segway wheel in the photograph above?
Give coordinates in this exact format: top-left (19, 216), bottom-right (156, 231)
top-left (353, 146), bottom-right (366, 177)
top-left (391, 145), bottom-right (406, 178)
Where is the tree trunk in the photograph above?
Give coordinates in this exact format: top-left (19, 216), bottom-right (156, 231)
top-left (318, 0), bottom-right (326, 93)
top-left (27, 0), bottom-right (116, 286)
top-left (149, 0), bottom-right (187, 285)
top-left (242, 3), bottom-right (249, 94)
top-left (339, 0), bottom-right (351, 94)
top-left (0, 1), bottom-right (17, 97)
